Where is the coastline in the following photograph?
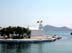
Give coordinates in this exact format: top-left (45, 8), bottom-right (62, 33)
top-left (0, 36), bottom-right (62, 43)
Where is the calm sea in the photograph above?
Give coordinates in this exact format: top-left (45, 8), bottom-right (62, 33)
top-left (0, 31), bottom-right (72, 53)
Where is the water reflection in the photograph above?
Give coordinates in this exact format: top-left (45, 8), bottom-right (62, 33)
top-left (0, 43), bottom-right (31, 53)
top-left (30, 43), bottom-right (43, 53)
top-left (0, 42), bottom-right (47, 53)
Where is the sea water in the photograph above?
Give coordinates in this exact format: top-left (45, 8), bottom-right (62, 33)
top-left (0, 31), bottom-right (72, 53)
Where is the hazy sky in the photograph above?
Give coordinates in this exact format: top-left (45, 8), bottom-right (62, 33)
top-left (0, 0), bottom-right (72, 28)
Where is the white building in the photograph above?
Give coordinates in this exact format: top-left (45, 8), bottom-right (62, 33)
top-left (31, 30), bottom-right (44, 36)
top-left (30, 20), bottom-right (44, 36)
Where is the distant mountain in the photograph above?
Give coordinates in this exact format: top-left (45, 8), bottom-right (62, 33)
top-left (43, 25), bottom-right (72, 31)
